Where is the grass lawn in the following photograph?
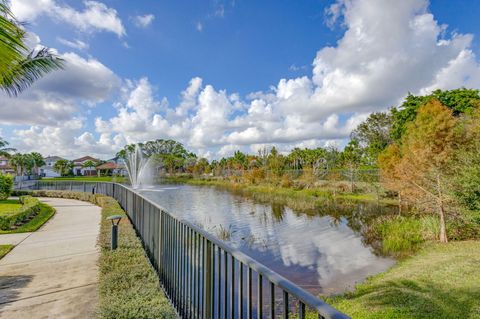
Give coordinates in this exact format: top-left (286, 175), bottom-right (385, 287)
top-left (328, 241), bottom-right (480, 319)
top-left (0, 244), bottom-right (13, 259)
top-left (0, 203), bottom-right (55, 234)
top-left (0, 199), bottom-right (22, 215)
top-left (42, 176), bottom-right (125, 182)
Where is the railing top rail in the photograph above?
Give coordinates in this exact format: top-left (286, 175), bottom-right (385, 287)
top-left (28, 180), bottom-right (350, 319)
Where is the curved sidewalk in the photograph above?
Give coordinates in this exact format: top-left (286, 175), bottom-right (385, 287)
top-left (0, 197), bottom-right (101, 319)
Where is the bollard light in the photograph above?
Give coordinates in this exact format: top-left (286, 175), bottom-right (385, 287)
top-left (106, 215), bottom-right (122, 250)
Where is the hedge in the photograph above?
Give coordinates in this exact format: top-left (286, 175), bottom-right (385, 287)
top-left (0, 195), bottom-right (42, 230)
top-left (13, 189), bottom-right (177, 319)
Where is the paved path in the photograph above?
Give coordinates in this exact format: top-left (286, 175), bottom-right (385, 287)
top-left (0, 233), bottom-right (32, 246)
top-left (0, 197), bottom-right (101, 318)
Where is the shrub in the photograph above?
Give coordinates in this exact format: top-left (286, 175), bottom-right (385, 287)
top-left (446, 211), bottom-right (480, 240)
top-left (0, 196), bottom-right (42, 230)
top-left (0, 174), bottom-right (13, 200)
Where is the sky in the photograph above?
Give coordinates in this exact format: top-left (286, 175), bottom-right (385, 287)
top-left (0, 0), bottom-right (479, 160)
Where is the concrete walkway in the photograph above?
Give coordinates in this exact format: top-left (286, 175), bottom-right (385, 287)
top-left (0, 197), bottom-right (101, 318)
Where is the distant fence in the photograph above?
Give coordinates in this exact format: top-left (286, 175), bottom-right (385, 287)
top-left (17, 181), bottom-right (350, 319)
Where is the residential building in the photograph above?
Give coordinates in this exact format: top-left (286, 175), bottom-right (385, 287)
top-left (0, 156), bottom-right (14, 175)
top-left (96, 157), bottom-right (128, 176)
top-left (72, 156), bottom-right (100, 176)
top-left (40, 156), bottom-right (65, 177)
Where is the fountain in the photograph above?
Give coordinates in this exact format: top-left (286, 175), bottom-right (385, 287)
top-left (124, 144), bottom-right (154, 189)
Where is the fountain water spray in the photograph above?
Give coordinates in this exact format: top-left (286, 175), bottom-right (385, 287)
top-left (125, 144), bottom-right (154, 189)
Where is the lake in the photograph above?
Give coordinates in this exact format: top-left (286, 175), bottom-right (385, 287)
top-left (139, 183), bottom-right (395, 295)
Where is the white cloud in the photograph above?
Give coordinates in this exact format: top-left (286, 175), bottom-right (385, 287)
top-left (11, 0), bottom-right (126, 37)
top-left (57, 38), bottom-right (89, 51)
top-left (132, 14), bottom-right (155, 28)
top-left (196, 22), bottom-right (203, 32)
top-left (8, 0), bottom-right (480, 159)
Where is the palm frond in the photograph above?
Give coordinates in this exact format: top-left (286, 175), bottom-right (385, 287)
top-left (1, 47), bottom-right (64, 96)
top-left (0, 1), bottom-right (64, 96)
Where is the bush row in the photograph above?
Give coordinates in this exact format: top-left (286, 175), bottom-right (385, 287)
top-left (13, 189), bottom-right (177, 319)
top-left (0, 196), bottom-right (42, 230)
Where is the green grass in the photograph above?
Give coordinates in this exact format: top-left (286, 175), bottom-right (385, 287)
top-left (0, 199), bottom-right (22, 215)
top-left (16, 190), bottom-right (177, 319)
top-left (0, 202), bottom-right (55, 234)
top-left (42, 176), bottom-right (125, 182)
top-left (0, 244), bottom-right (13, 259)
top-left (327, 241), bottom-right (480, 319)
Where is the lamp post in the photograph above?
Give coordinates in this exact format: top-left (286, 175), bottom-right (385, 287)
top-left (106, 215), bottom-right (122, 250)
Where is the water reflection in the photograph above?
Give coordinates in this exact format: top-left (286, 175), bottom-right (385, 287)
top-left (140, 184), bottom-right (395, 295)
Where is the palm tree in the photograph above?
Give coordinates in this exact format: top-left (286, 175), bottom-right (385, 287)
top-left (0, 137), bottom-right (15, 157)
top-left (53, 159), bottom-right (73, 177)
top-left (9, 153), bottom-right (27, 175)
top-left (28, 152), bottom-right (45, 175)
top-left (0, 1), bottom-right (63, 96)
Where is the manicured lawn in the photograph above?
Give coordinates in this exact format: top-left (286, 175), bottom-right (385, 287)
top-left (0, 203), bottom-right (55, 234)
top-left (328, 241), bottom-right (480, 319)
top-left (0, 199), bottom-right (22, 215)
top-left (42, 176), bottom-right (125, 182)
top-left (0, 244), bottom-right (13, 259)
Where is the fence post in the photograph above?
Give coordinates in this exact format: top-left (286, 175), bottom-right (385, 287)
top-left (204, 239), bottom-right (213, 319)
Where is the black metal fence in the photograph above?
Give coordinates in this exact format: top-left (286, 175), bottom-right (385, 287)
top-left (18, 181), bottom-right (350, 319)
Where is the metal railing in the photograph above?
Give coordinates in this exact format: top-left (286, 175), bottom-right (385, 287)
top-left (17, 181), bottom-right (350, 319)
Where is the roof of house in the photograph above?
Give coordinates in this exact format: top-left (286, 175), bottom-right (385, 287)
top-left (73, 156), bottom-right (99, 163)
top-left (0, 156), bottom-right (9, 161)
top-left (96, 162), bottom-right (125, 170)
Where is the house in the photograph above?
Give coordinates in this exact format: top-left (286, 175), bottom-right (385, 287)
top-left (96, 157), bottom-right (128, 176)
top-left (39, 156), bottom-right (65, 177)
top-left (72, 156), bottom-right (100, 176)
top-left (0, 156), bottom-right (15, 175)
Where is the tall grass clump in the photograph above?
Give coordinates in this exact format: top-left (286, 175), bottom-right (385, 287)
top-left (374, 215), bottom-right (439, 256)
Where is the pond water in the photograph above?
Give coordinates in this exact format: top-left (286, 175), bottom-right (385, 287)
top-left (139, 183), bottom-right (396, 295)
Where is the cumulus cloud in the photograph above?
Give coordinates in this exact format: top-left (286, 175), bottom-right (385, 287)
top-left (132, 14), bottom-right (155, 28)
top-left (11, 0), bottom-right (126, 37)
top-left (9, 0), bottom-right (480, 159)
top-left (11, 117), bottom-right (126, 159)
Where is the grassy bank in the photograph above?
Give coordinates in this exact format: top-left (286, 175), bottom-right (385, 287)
top-left (165, 176), bottom-right (480, 257)
top-left (14, 189), bottom-right (176, 319)
top-left (328, 241), bottom-right (480, 319)
top-left (163, 176), bottom-right (397, 209)
top-left (0, 244), bottom-right (13, 259)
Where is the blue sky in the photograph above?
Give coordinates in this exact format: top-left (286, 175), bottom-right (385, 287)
top-left (1, 0), bottom-right (480, 159)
